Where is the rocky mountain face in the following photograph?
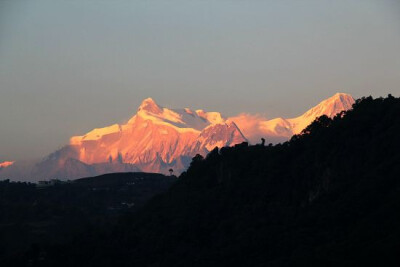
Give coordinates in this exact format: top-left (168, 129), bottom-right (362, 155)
top-left (0, 93), bottom-right (354, 180)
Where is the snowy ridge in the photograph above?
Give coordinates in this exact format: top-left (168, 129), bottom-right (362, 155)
top-left (230, 93), bottom-right (355, 143)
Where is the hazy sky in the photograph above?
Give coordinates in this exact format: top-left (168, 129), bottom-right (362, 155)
top-left (1, 0), bottom-right (399, 161)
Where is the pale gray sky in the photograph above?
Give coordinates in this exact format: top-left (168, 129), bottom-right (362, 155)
top-left (0, 0), bottom-right (399, 161)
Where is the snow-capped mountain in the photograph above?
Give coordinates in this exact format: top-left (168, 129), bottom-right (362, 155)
top-left (0, 93), bottom-right (354, 181)
top-left (34, 98), bottom-right (247, 179)
top-left (229, 93), bottom-right (355, 144)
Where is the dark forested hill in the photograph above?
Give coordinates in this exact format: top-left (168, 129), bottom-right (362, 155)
top-left (6, 95), bottom-right (400, 267)
top-left (0, 172), bottom-right (176, 265)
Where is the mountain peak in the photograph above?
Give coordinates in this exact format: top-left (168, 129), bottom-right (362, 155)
top-left (286, 92), bottom-right (355, 134)
top-left (138, 98), bottom-right (162, 114)
top-left (317, 92), bottom-right (354, 113)
top-left (333, 92), bottom-right (351, 97)
top-left (301, 93), bottom-right (354, 118)
top-left (330, 92), bottom-right (354, 102)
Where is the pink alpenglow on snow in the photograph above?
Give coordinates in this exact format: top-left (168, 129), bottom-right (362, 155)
top-left (229, 93), bottom-right (355, 144)
top-left (36, 98), bottom-right (247, 179)
top-left (0, 161), bottom-right (15, 169)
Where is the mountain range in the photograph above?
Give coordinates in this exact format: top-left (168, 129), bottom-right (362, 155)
top-left (0, 93), bottom-right (354, 180)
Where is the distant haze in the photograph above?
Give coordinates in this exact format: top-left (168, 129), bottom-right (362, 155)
top-left (0, 0), bottom-right (399, 161)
